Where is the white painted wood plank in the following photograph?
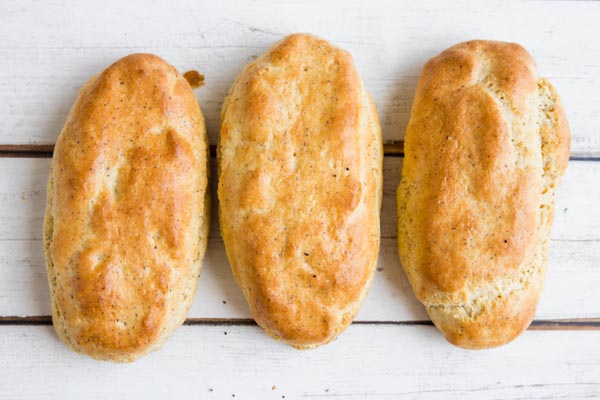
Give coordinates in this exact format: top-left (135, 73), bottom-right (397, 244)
top-left (2, 237), bottom-right (599, 321)
top-left (0, 157), bottom-right (598, 319)
top-left (1, 0), bottom-right (599, 155)
top-left (0, 325), bottom-right (598, 399)
top-left (2, 157), bottom-right (598, 243)
top-left (1, 1), bottom-right (598, 395)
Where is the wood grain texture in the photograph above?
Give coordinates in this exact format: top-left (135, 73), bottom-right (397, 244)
top-left (0, 157), bottom-right (597, 321)
top-left (0, 1), bottom-right (599, 396)
top-left (0, 325), bottom-right (599, 399)
top-left (1, 0), bottom-right (599, 156)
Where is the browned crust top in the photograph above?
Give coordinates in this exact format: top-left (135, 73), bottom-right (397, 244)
top-left (219, 34), bottom-right (382, 348)
top-left (398, 40), bottom-right (570, 348)
top-left (45, 54), bottom-right (209, 361)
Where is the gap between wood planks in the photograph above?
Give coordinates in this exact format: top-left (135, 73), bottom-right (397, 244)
top-left (0, 316), bottom-right (599, 330)
top-left (0, 142), bottom-right (403, 158)
top-left (1, 143), bottom-right (600, 160)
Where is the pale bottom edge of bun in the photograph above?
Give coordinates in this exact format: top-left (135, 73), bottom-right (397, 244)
top-left (425, 285), bottom-right (541, 350)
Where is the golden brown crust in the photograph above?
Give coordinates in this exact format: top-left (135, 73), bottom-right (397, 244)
top-left (44, 54), bottom-right (210, 362)
top-left (218, 34), bottom-right (382, 348)
top-left (397, 40), bottom-right (570, 349)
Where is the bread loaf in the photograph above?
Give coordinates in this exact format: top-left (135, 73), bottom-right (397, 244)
top-left (44, 54), bottom-right (210, 361)
top-left (218, 34), bottom-right (383, 348)
top-left (397, 40), bottom-right (570, 349)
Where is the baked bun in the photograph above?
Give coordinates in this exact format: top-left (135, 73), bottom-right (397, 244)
top-left (218, 34), bottom-right (383, 348)
top-left (44, 54), bottom-right (210, 362)
top-left (397, 40), bottom-right (570, 349)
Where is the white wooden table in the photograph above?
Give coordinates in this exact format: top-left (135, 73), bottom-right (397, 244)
top-left (1, 1), bottom-right (599, 398)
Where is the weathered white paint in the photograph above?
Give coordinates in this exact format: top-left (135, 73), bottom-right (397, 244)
top-left (1, 1), bottom-right (599, 397)
top-left (1, 0), bottom-right (599, 155)
top-left (0, 157), bottom-right (597, 320)
top-left (0, 325), bottom-right (599, 399)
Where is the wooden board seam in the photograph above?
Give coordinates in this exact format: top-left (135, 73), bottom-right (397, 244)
top-left (1, 143), bottom-right (599, 160)
top-left (1, 316), bottom-right (599, 330)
